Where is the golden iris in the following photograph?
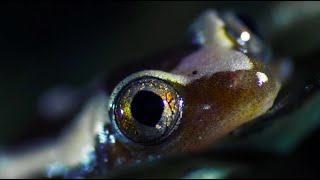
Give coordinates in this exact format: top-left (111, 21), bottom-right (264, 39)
top-left (111, 76), bottom-right (184, 145)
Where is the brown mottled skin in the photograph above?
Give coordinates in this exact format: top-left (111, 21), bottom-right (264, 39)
top-left (166, 59), bottom-right (278, 153)
top-left (104, 55), bottom-right (279, 169)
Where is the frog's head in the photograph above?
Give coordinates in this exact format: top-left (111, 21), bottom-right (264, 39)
top-left (104, 10), bottom-right (281, 167)
top-left (0, 9), bottom-right (292, 179)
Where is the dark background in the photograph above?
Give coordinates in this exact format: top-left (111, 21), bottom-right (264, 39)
top-left (0, 1), bottom-right (274, 145)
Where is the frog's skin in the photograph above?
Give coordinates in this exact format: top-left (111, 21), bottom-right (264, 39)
top-left (0, 10), bottom-right (281, 178)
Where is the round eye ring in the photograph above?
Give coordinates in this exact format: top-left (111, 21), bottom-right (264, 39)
top-left (109, 73), bottom-right (184, 145)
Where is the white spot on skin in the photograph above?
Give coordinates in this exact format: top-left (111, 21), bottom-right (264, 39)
top-left (163, 100), bottom-right (168, 106)
top-left (109, 135), bottom-right (116, 144)
top-left (202, 104), bottom-right (211, 110)
top-left (240, 31), bottom-right (250, 42)
top-left (256, 72), bottom-right (268, 86)
top-left (179, 98), bottom-right (184, 107)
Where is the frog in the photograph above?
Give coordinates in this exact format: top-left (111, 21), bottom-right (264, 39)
top-left (0, 9), bottom-right (284, 179)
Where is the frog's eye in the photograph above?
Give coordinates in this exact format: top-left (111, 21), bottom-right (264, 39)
top-left (110, 76), bottom-right (184, 145)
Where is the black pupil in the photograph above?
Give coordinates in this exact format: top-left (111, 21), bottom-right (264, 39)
top-left (131, 90), bottom-right (164, 127)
